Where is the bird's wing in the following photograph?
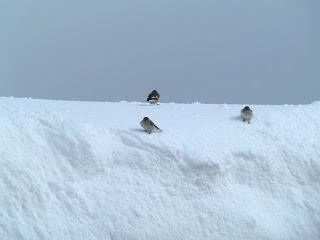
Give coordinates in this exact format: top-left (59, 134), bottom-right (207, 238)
top-left (148, 95), bottom-right (158, 101)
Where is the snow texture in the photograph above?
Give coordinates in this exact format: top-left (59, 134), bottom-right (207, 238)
top-left (0, 97), bottom-right (319, 240)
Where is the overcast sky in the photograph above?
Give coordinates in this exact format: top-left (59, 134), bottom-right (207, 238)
top-left (0, 0), bottom-right (319, 104)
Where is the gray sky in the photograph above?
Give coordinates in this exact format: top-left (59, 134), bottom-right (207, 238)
top-left (0, 0), bottom-right (319, 104)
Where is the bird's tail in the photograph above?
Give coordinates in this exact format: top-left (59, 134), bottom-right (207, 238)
top-left (154, 124), bottom-right (161, 131)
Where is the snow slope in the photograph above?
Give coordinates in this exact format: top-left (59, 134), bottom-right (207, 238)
top-left (0, 97), bottom-right (319, 240)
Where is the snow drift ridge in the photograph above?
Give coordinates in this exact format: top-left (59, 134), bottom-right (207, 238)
top-left (0, 98), bottom-right (319, 240)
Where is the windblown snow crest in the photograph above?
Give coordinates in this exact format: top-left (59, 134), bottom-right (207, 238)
top-left (0, 98), bottom-right (319, 240)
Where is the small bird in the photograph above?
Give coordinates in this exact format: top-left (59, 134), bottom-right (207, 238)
top-left (147, 90), bottom-right (160, 104)
top-left (140, 117), bottom-right (161, 134)
top-left (241, 106), bottom-right (253, 123)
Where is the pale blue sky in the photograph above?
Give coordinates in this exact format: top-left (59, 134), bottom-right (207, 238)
top-left (0, 0), bottom-right (319, 104)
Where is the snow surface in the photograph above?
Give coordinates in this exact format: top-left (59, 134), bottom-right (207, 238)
top-left (0, 97), bottom-right (319, 240)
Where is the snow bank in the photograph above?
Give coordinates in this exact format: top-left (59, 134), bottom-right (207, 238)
top-left (0, 98), bottom-right (319, 240)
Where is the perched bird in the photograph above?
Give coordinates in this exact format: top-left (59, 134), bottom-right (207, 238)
top-left (241, 106), bottom-right (253, 123)
top-left (147, 90), bottom-right (160, 104)
top-left (140, 117), bottom-right (161, 134)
